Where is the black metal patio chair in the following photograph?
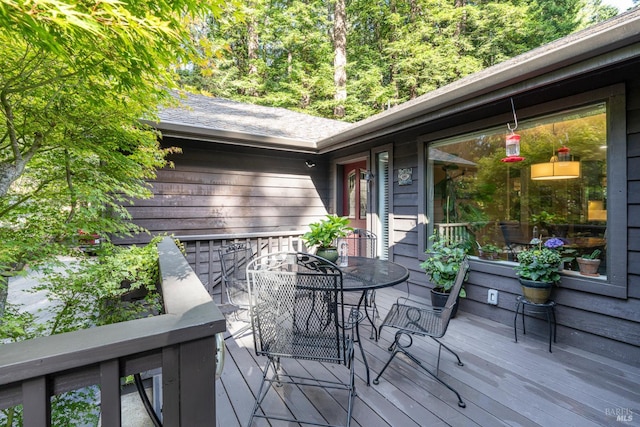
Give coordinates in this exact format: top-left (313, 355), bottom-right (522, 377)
top-left (218, 242), bottom-right (254, 335)
top-left (246, 251), bottom-right (357, 427)
top-left (372, 258), bottom-right (469, 408)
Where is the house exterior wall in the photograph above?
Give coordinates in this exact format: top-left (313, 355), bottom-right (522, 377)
top-left (128, 43), bottom-right (640, 366)
top-left (125, 140), bottom-right (332, 243)
top-left (341, 62), bottom-right (640, 365)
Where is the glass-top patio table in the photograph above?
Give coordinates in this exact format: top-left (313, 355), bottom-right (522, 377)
top-left (339, 256), bottom-right (409, 385)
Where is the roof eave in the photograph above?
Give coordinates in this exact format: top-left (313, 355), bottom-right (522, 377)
top-left (143, 120), bottom-right (319, 154)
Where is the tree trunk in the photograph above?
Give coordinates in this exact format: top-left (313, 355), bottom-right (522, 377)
top-left (454, 0), bottom-right (467, 37)
top-left (333, 0), bottom-right (347, 118)
top-left (247, 15), bottom-right (259, 97)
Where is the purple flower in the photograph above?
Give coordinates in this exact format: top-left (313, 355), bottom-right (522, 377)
top-left (544, 238), bottom-right (564, 249)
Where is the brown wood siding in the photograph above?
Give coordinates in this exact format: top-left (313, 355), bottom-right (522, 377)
top-left (125, 139), bottom-right (330, 243)
top-left (627, 79), bottom-right (640, 306)
top-left (391, 139), bottom-right (424, 296)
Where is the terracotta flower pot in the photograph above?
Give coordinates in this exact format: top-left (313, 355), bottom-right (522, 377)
top-left (576, 257), bottom-right (600, 277)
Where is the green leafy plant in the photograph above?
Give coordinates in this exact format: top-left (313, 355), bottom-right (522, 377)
top-left (477, 241), bottom-right (501, 260)
top-left (420, 235), bottom-right (468, 297)
top-left (514, 239), bottom-right (562, 283)
top-left (1, 238), bottom-right (163, 426)
top-left (33, 238), bottom-right (163, 335)
top-left (479, 243), bottom-right (501, 253)
top-left (302, 214), bottom-right (353, 249)
top-left (580, 249), bottom-right (601, 260)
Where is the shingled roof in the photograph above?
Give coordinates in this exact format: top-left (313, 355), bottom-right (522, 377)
top-left (154, 92), bottom-right (352, 153)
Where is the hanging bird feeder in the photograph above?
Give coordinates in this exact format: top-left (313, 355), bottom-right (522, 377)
top-left (501, 99), bottom-right (525, 163)
top-left (501, 132), bottom-right (525, 162)
top-left (557, 146), bottom-right (570, 161)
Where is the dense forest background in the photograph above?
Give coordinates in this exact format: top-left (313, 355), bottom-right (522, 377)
top-left (178, 0), bottom-right (635, 122)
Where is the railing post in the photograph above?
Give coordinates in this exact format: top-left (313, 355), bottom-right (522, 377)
top-left (100, 360), bottom-right (122, 427)
top-left (22, 377), bottom-right (50, 427)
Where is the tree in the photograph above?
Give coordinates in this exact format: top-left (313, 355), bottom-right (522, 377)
top-left (0, 0), bottom-right (232, 269)
top-left (333, 0), bottom-right (348, 117)
top-left (179, 0), bottom-right (617, 122)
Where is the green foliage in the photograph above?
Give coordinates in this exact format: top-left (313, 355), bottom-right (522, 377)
top-left (0, 0), bottom-right (234, 271)
top-left (0, 299), bottom-right (41, 343)
top-left (302, 214), bottom-right (353, 249)
top-left (50, 389), bottom-right (101, 427)
top-left (32, 238), bottom-right (162, 335)
top-left (0, 3), bottom-right (230, 424)
top-left (514, 242), bottom-right (563, 283)
top-left (479, 242), bottom-right (502, 254)
top-left (177, 0), bottom-right (616, 121)
top-left (1, 238), bottom-right (162, 425)
top-left (581, 249), bottom-right (601, 260)
top-left (1, 388), bottom-right (101, 426)
top-left (420, 235), bottom-right (468, 296)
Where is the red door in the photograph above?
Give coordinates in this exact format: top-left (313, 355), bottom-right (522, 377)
top-left (342, 160), bottom-right (367, 230)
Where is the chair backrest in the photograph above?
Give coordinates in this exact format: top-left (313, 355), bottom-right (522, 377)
top-left (340, 228), bottom-right (377, 258)
top-left (500, 221), bottom-right (526, 247)
top-left (218, 242), bottom-right (254, 304)
top-left (246, 252), bottom-right (347, 364)
top-left (443, 258), bottom-right (469, 314)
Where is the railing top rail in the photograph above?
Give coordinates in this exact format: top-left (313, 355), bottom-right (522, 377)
top-left (0, 237), bottom-right (225, 386)
top-left (174, 230), bottom-right (307, 241)
top-left (435, 222), bottom-right (470, 227)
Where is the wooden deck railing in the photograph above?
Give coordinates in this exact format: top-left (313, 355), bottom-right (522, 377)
top-left (0, 237), bottom-right (226, 426)
top-left (435, 222), bottom-right (473, 244)
top-left (175, 231), bottom-right (308, 303)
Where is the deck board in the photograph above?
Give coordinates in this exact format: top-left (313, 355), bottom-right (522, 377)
top-left (218, 287), bottom-right (640, 426)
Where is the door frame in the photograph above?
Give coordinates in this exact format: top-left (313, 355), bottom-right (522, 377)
top-left (332, 152), bottom-right (370, 229)
top-left (332, 144), bottom-right (394, 259)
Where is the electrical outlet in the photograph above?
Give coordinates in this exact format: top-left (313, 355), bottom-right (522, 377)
top-left (488, 289), bottom-right (498, 305)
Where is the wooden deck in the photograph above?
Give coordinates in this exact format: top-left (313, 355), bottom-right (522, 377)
top-left (216, 287), bottom-right (640, 427)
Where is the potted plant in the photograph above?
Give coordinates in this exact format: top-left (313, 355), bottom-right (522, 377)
top-left (477, 241), bottom-right (502, 260)
top-left (513, 238), bottom-right (563, 304)
top-left (530, 211), bottom-right (563, 237)
top-left (302, 214), bottom-right (353, 263)
top-left (576, 249), bottom-right (601, 276)
top-left (420, 235), bottom-right (468, 316)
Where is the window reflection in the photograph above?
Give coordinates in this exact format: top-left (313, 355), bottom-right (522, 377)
top-left (348, 171), bottom-right (356, 219)
top-left (428, 103), bottom-right (607, 278)
top-left (360, 169), bottom-right (367, 219)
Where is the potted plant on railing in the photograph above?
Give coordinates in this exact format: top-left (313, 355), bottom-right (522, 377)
top-left (476, 241), bottom-right (502, 260)
top-left (420, 235), bottom-right (468, 317)
top-left (513, 238), bottom-right (563, 304)
top-left (576, 249), bottom-right (601, 276)
top-left (302, 214), bottom-right (353, 263)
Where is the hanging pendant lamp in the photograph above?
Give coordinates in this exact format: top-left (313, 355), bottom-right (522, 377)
top-left (531, 146), bottom-right (580, 180)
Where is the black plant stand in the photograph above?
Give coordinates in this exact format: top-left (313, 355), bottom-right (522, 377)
top-left (514, 296), bottom-right (557, 353)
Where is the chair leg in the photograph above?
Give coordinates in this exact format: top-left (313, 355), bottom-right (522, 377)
top-left (249, 355), bottom-right (356, 427)
top-left (431, 337), bottom-right (464, 372)
top-left (248, 358), bottom-right (278, 426)
top-left (402, 347), bottom-right (466, 408)
top-left (372, 348), bottom-right (401, 386)
top-left (373, 333), bottom-right (465, 408)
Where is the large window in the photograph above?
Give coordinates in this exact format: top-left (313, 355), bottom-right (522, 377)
top-left (428, 104), bottom-right (611, 279)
